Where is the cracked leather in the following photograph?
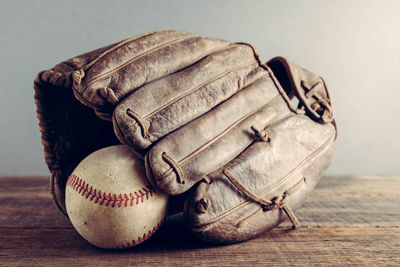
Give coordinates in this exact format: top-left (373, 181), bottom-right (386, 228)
top-left (34, 29), bottom-right (237, 214)
top-left (184, 115), bottom-right (335, 243)
top-left (34, 29), bottom-right (337, 245)
top-left (113, 44), bottom-right (263, 153)
top-left (144, 58), bottom-right (336, 197)
top-left (180, 58), bottom-right (337, 243)
top-left (69, 29), bottom-right (230, 120)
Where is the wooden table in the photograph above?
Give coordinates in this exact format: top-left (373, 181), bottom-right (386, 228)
top-left (1, 175), bottom-right (399, 266)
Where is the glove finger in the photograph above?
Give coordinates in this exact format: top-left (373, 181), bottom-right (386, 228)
top-left (71, 29), bottom-right (231, 119)
top-left (145, 72), bottom-right (288, 195)
top-left (184, 114), bottom-right (336, 243)
top-left (112, 44), bottom-right (264, 152)
top-left (145, 55), bottom-right (337, 196)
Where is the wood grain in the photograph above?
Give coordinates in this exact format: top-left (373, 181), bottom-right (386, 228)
top-left (0, 175), bottom-right (399, 266)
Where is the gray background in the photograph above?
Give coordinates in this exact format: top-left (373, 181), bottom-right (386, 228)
top-left (1, 0), bottom-right (399, 176)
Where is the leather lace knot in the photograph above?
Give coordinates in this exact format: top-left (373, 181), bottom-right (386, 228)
top-left (222, 169), bottom-right (299, 229)
top-left (251, 126), bottom-right (270, 142)
top-left (196, 197), bottom-right (211, 214)
top-left (161, 152), bottom-right (185, 184)
top-left (72, 69), bottom-right (85, 86)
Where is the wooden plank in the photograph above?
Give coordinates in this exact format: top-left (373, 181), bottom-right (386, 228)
top-left (0, 227), bottom-right (399, 266)
top-left (0, 176), bottom-right (71, 228)
top-left (1, 175), bottom-right (400, 229)
top-left (313, 174), bottom-right (400, 197)
top-left (282, 174), bottom-right (400, 228)
top-left (0, 175), bottom-right (399, 266)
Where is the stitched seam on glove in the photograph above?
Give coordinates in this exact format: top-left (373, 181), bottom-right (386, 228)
top-left (178, 94), bottom-right (281, 165)
top-left (143, 60), bottom-right (260, 120)
top-left (84, 34), bottom-right (196, 88)
top-left (191, 133), bottom-right (335, 227)
top-left (240, 42), bottom-right (300, 116)
top-left (155, 94), bottom-right (281, 182)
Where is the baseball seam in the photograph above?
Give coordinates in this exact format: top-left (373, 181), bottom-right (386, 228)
top-left (115, 222), bottom-right (162, 249)
top-left (66, 174), bottom-right (154, 207)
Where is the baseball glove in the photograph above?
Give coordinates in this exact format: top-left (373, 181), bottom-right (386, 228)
top-left (34, 29), bottom-right (337, 244)
top-left (34, 29), bottom-right (235, 214)
top-left (183, 57), bottom-right (336, 243)
top-left (125, 53), bottom-right (336, 242)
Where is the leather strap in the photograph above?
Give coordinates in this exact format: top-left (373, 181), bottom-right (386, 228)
top-left (222, 169), bottom-right (299, 229)
top-left (267, 57), bottom-right (334, 124)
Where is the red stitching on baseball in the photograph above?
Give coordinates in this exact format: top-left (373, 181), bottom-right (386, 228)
top-left (66, 174), bottom-right (155, 208)
top-left (115, 222), bottom-right (162, 249)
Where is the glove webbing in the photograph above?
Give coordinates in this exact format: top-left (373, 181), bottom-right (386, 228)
top-left (222, 169), bottom-right (299, 229)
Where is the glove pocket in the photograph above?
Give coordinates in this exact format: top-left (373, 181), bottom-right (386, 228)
top-left (184, 115), bottom-right (336, 243)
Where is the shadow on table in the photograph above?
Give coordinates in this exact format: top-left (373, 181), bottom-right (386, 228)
top-left (103, 213), bottom-right (219, 253)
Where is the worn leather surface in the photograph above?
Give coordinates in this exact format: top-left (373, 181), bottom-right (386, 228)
top-left (180, 58), bottom-right (337, 243)
top-left (146, 76), bottom-right (284, 195)
top-left (184, 116), bottom-right (335, 243)
top-left (113, 44), bottom-right (262, 153)
top-left (144, 56), bottom-right (335, 196)
top-left (71, 29), bottom-right (230, 119)
top-left (34, 29), bottom-right (337, 245)
top-left (34, 29), bottom-right (233, 214)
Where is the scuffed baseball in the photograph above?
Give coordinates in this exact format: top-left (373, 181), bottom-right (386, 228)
top-left (65, 145), bottom-right (169, 249)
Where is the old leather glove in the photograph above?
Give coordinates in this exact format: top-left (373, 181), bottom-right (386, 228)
top-left (34, 30), bottom-right (336, 244)
top-left (34, 29), bottom-right (237, 213)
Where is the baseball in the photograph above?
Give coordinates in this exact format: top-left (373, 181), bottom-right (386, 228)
top-left (65, 145), bottom-right (169, 249)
